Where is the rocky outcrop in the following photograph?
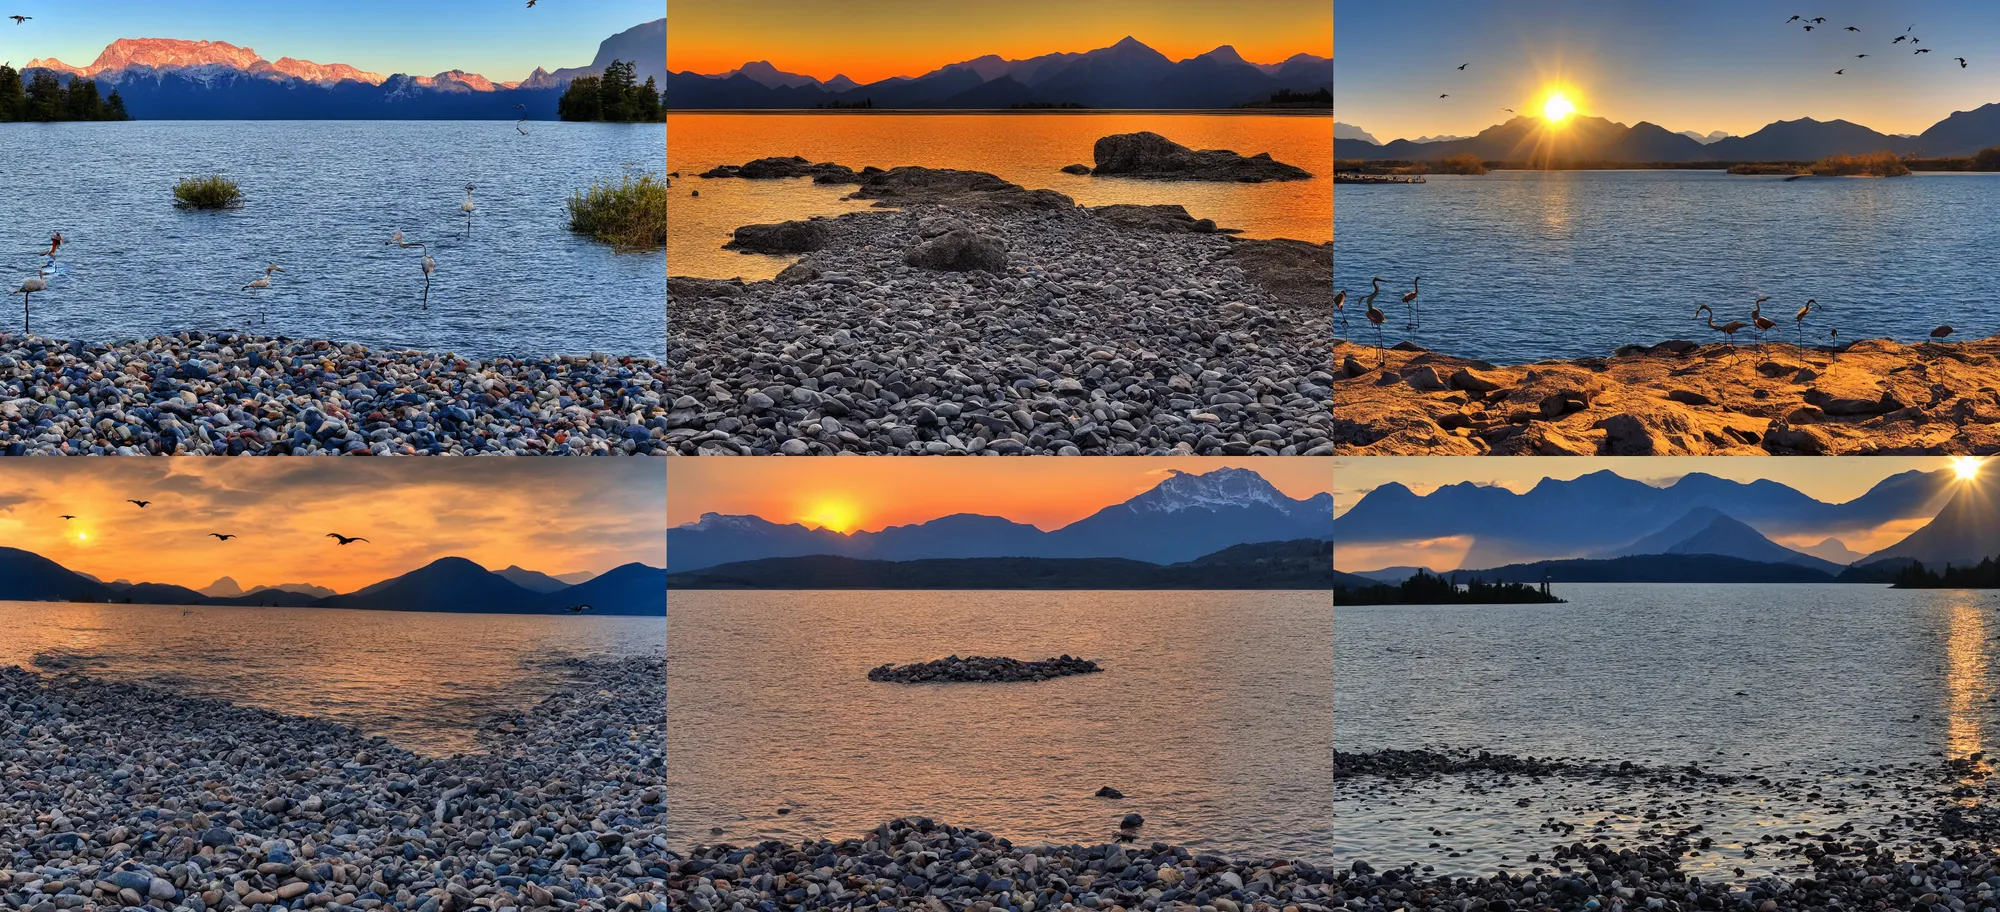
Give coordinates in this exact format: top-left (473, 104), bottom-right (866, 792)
top-left (867, 655), bottom-right (1101, 683)
top-left (1091, 204), bottom-right (1229, 235)
top-left (902, 228), bottom-right (1009, 273)
top-left (847, 167), bottom-right (1075, 211)
top-left (699, 156), bottom-right (860, 182)
top-left (723, 219), bottom-right (830, 254)
top-left (1333, 336), bottom-right (2000, 455)
top-left (1090, 131), bottom-right (1314, 182)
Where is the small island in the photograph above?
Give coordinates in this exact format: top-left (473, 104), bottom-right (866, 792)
top-left (556, 59), bottom-right (664, 122)
top-left (1336, 569), bottom-right (1566, 606)
top-left (1891, 557), bottom-right (2000, 589)
top-left (868, 655), bottom-right (1101, 683)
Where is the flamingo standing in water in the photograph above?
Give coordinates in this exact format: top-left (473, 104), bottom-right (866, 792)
top-left (1334, 289), bottom-right (1348, 342)
top-left (14, 266), bottom-right (47, 334)
top-left (1402, 276), bottom-right (1422, 330)
top-left (243, 264), bottom-right (284, 327)
top-left (460, 184), bottom-right (476, 235)
top-left (1793, 299), bottom-right (1823, 362)
top-left (1696, 304), bottom-right (1750, 362)
top-left (1364, 277), bottom-right (1389, 367)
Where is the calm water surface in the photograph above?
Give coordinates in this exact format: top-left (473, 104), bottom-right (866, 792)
top-left (0, 600), bottom-right (664, 755)
top-left (0, 121), bottom-right (665, 358)
top-left (666, 113), bottom-right (1332, 279)
top-left (667, 590), bottom-right (1333, 859)
top-left (1338, 583), bottom-right (2000, 874)
top-left (1335, 171), bottom-right (2000, 363)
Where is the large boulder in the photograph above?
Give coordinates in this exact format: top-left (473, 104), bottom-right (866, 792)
top-left (1091, 131), bottom-right (1313, 182)
top-left (724, 219), bottom-right (829, 254)
top-left (903, 228), bottom-right (1008, 273)
top-left (848, 167), bottom-right (1074, 211)
top-left (700, 156), bottom-right (859, 182)
top-left (1092, 204), bottom-right (1229, 234)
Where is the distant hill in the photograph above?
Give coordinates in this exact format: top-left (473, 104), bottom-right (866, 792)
top-left (666, 539), bottom-right (1334, 589)
top-left (1335, 122), bottom-right (1380, 143)
top-left (1335, 105), bottom-right (2000, 163)
top-left (0, 550), bottom-right (663, 615)
top-left (21, 20), bottom-right (662, 120)
top-left (1863, 478), bottom-right (2000, 568)
top-left (1460, 553), bottom-right (1839, 584)
top-left (1598, 508), bottom-right (1845, 574)
top-left (667, 37), bottom-right (1331, 110)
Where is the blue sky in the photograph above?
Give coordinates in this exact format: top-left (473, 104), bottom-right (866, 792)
top-left (0, 0), bottom-right (661, 79)
top-left (1337, 0), bottom-right (2000, 141)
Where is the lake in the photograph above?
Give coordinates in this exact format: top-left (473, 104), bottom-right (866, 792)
top-left (1334, 170), bottom-right (2000, 363)
top-left (0, 121), bottom-right (665, 359)
top-left (0, 600), bottom-right (664, 755)
top-left (1337, 583), bottom-right (2000, 876)
top-left (666, 112), bottom-right (1333, 280)
top-left (667, 590), bottom-right (1333, 859)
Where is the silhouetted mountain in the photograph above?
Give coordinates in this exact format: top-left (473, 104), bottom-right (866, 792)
top-left (1337, 106), bottom-right (2000, 162)
top-left (1863, 477), bottom-right (2000, 567)
top-left (1462, 554), bottom-right (1839, 584)
top-left (1335, 469), bottom-right (1952, 568)
top-left (0, 548), bottom-right (118, 602)
top-left (666, 540), bottom-right (1334, 589)
top-left (22, 20), bottom-right (660, 120)
top-left (1660, 514), bottom-right (1845, 575)
top-left (496, 565), bottom-right (572, 594)
top-left (0, 550), bottom-right (661, 614)
top-left (1350, 566), bottom-right (1437, 584)
top-left (1798, 538), bottom-right (1866, 564)
top-left (668, 467), bottom-right (1333, 571)
top-left (667, 37), bottom-right (1330, 109)
top-left (1333, 569), bottom-right (1381, 589)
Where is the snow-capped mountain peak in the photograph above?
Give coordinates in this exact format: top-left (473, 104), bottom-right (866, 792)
top-left (1126, 467), bottom-right (1293, 515)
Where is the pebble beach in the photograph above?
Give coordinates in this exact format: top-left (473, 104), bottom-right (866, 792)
top-left (0, 657), bottom-right (670, 912)
top-left (0, 332), bottom-right (668, 455)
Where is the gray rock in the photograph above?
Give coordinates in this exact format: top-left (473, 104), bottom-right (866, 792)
top-left (902, 228), bottom-right (1009, 273)
top-left (1090, 131), bottom-right (1314, 182)
top-left (725, 219), bottom-right (830, 254)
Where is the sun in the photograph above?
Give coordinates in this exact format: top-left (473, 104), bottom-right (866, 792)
top-left (801, 499), bottom-right (862, 533)
top-left (1954, 456), bottom-right (1984, 481)
top-left (1542, 92), bottom-right (1577, 124)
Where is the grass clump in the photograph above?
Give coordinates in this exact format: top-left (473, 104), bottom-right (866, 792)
top-left (566, 172), bottom-right (668, 249)
top-left (1400, 153), bottom-right (1489, 175)
top-left (1806, 150), bottom-right (1910, 177)
top-left (173, 175), bottom-right (242, 209)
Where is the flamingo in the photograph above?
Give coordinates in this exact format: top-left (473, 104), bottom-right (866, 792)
top-left (1794, 299), bottom-right (1823, 362)
top-left (1750, 297), bottom-right (1777, 358)
top-left (1364, 277), bottom-right (1389, 367)
top-left (14, 266), bottom-right (47, 334)
top-left (1830, 327), bottom-right (1840, 362)
top-left (1402, 276), bottom-right (1421, 330)
top-left (419, 245), bottom-right (437, 310)
top-left (1695, 304), bottom-right (1750, 362)
top-left (242, 264), bottom-right (283, 290)
top-left (1929, 325), bottom-right (1955, 362)
top-left (1334, 289), bottom-right (1348, 342)
top-left (460, 184), bottom-right (476, 234)
top-left (35, 231), bottom-right (63, 261)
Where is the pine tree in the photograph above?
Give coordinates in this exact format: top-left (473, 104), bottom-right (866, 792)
top-left (0, 65), bottom-right (22, 122)
top-left (25, 70), bottom-right (63, 121)
top-left (105, 89), bottom-right (129, 120)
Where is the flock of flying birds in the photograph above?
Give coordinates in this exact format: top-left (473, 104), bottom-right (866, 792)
top-left (1785, 16), bottom-right (1971, 75)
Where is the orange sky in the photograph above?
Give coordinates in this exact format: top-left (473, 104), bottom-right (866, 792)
top-left (667, 0), bottom-right (1333, 83)
top-left (668, 458), bottom-right (1333, 533)
top-left (0, 461), bottom-right (666, 592)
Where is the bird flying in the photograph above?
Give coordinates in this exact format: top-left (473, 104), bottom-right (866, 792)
top-left (1959, 58), bottom-right (1969, 67)
top-left (1844, 26), bottom-right (1858, 31)
top-left (1835, 69), bottom-right (1844, 74)
top-left (1916, 49), bottom-right (1931, 54)
top-left (1786, 15), bottom-right (1800, 22)
top-left (1894, 35), bottom-right (1907, 43)
top-left (7, 15), bottom-right (28, 24)
top-left (1456, 63), bottom-right (1467, 70)
top-left (565, 604), bottom-right (592, 613)
top-left (1803, 25), bottom-right (1814, 31)
top-left (208, 533), bottom-right (236, 541)
top-left (526, 0), bottom-right (536, 6)
top-left (1811, 17), bottom-right (1825, 24)
top-left (1438, 93), bottom-right (1449, 98)
top-left (1856, 54), bottom-right (1869, 58)
top-left (127, 500), bottom-right (150, 508)
top-left (326, 533), bottom-right (370, 545)
top-left (59, 515), bottom-right (75, 520)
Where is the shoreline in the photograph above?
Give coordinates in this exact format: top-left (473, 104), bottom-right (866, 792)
top-left (667, 166), bottom-right (1331, 456)
top-left (0, 331), bottom-right (668, 455)
top-left (668, 817), bottom-right (1334, 910)
top-left (1333, 335), bottom-right (2000, 455)
top-left (0, 657), bottom-right (669, 911)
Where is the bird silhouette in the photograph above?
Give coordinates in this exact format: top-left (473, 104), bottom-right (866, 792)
top-left (1803, 25), bottom-right (1815, 31)
top-left (7, 15), bottom-right (28, 24)
top-left (1751, 298), bottom-right (1778, 357)
top-left (1844, 26), bottom-right (1859, 32)
top-left (1916, 49), bottom-right (1931, 55)
top-left (1364, 278), bottom-right (1389, 367)
top-left (1695, 305), bottom-right (1751, 362)
top-left (1456, 63), bottom-right (1467, 70)
top-left (1835, 69), bottom-right (1844, 75)
top-left (1794, 299), bottom-right (1824, 362)
top-left (564, 604), bottom-right (593, 613)
top-left (526, 0), bottom-right (537, 6)
top-left (1811, 17), bottom-right (1825, 24)
top-left (1894, 35), bottom-right (1907, 44)
top-left (1502, 108), bottom-right (1515, 113)
top-left (1856, 54), bottom-right (1869, 59)
top-left (1401, 277), bottom-right (1422, 331)
top-left (1438, 94), bottom-right (1449, 98)
top-left (1929, 325), bottom-right (1955, 362)
top-left (127, 500), bottom-right (150, 508)
top-left (59, 514), bottom-right (75, 520)
top-left (1958, 58), bottom-right (1969, 68)
top-left (1786, 15), bottom-right (1800, 23)
top-left (208, 533), bottom-right (236, 541)
top-left (326, 533), bottom-right (369, 545)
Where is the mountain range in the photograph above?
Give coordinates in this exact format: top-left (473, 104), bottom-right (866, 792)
top-left (667, 539), bottom-right (1334, 589)
top-left (1335, 107), bottom-right (2000, 162)
top-left (667, 37), bottom-right (1332, 110)
top-left (0, 548), bottom-right (663, 615)
top-left (18, 19), bottom-right (663, 119)
top-left (668, 467), bottom-right (1334, 572)
top-left (1338, 469), bottom-right (2000, 584)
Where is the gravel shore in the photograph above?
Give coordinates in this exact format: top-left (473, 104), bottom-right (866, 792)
top-left (0, 656), bottom-right (669, 911)
top-left (0, 332), bottom-right (669, 455)
top-left (668, 168), bottom-right (1331, 456)
top-left (667, 817), bottom-right (1335, 911)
